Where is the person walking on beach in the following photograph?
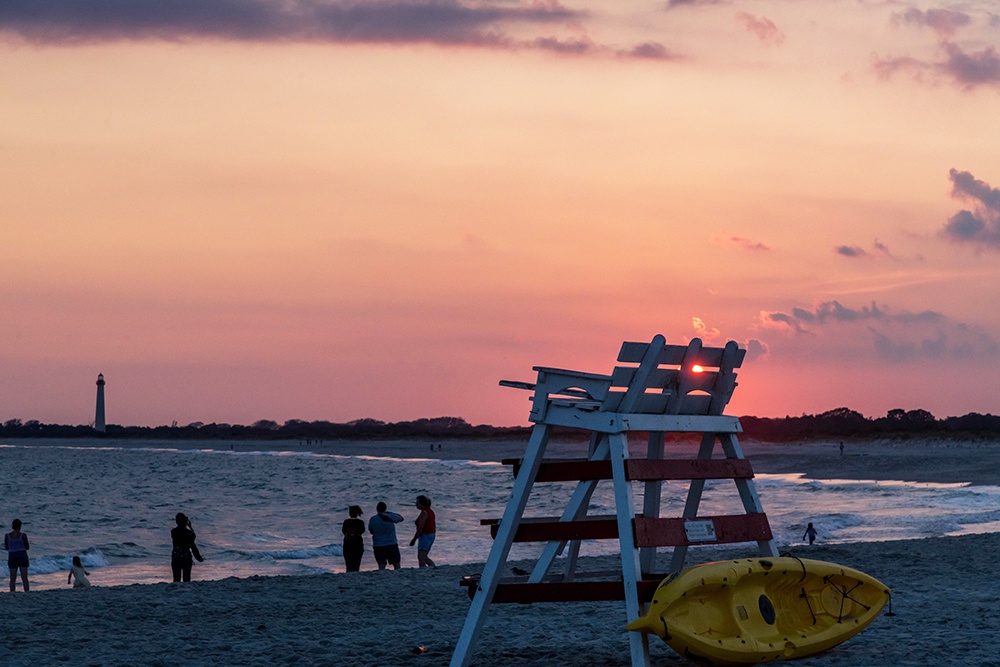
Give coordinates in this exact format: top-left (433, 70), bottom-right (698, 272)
top-left (4, 519), bottom-right (29, 592)
top-left (803, 522), bottom-right (818, 545)
top-left (342, 505), bottom-right (365, 572)
top-left (410, 495), bottom-right (437, 568)
top-left (171, 512), bottom-right (204, 582)
top-left (68, 555), bottom-right (91, 588)
top-left (368, 502), bottom-right (404, 570)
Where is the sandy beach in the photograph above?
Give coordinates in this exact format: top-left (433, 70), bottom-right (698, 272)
top-left (3, 436), bottom-right (999, 666)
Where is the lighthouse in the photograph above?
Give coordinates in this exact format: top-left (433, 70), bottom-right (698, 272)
top-left (95, 373), bottom-right (106, 433)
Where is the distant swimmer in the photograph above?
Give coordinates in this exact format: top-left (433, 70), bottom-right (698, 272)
top-left (4, 519), bottom-right (30, 592)
top-left (803, 522), bottom-right (818, 545)
top-left (68, 555), bottom-right (91, 588)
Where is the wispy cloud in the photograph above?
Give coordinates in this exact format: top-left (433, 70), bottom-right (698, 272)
top-left (712, 234), bottom-right (771, 252)
top-left (665, 0), bottom-right (729, 9)
top-left (0, 0), bottom-right (675, 59)
top-left (942, 168), bottom-right (1000, 248)
top-left (690, 317), bottom-right (768, 361)
top-left (834, 240), bottom-right (894, 259)
top-left (876, 5), bottom-right (1000, 91)
top-left (692, 316), bottom-right (721, 342)
top-left (758, 299), bottom-right (998, 361)
top-left (874, 42), bottom-right (1000, 89)
top-left (893, 7), bottom-right (972, 38)
top-left (735, 12), bottom-right (785, 47)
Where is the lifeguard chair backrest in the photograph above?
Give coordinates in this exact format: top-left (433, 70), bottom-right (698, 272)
top-left (599, 336), bottom-right (745, 416)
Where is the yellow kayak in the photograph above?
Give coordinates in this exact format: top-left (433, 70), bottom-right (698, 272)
top-left (627, 557), bottom-right (890, 665)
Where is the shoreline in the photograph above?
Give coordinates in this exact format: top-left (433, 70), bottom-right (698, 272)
top-left (2, 533), bottom-right (995, 666)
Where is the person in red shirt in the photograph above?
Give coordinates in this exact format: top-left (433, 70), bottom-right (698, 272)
top-left (409, 495), bottom-right (436, 568)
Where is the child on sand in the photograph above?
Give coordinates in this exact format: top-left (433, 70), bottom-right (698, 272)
top-left (68, 556), bottom-right (91, 588)
top-left (803, 522), bottom-right (818, 545)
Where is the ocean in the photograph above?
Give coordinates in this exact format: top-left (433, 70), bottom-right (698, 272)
top-left (2, 439), bottom-right (998, 591)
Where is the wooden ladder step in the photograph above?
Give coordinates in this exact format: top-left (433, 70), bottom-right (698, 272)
top-left (480, 513), bottom-right (772, 546)
top-left (460, 577), bottom-right (665, 603)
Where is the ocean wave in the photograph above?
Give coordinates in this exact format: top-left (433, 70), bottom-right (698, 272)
top-left (224, 544), bottom-right (344, 561)
top-left (26, 549), bottom-right (112, 575)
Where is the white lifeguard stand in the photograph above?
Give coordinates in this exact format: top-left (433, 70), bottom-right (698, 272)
top-left (451, 335), bottom-right (778, 667)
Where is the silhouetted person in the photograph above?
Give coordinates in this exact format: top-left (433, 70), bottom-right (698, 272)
top-left (68, 555), bottom-right (91, 588)
top-left (5, 519), bottom-right (29, 592)
top-left (171, 512), bottom-right (203, 582)
top-left (410, 495), bottom-right (437, 568)
top-left (368, 502), bottom-right (404, 570)
top-left (342, 505), bottom-right (365, 572)
top-left (803, 522), bottom-right (818, 545)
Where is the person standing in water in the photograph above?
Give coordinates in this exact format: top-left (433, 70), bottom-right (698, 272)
top-left (5, 519), bottom-right (29, 592)
top-left (410, 495), bottom-right (437, 568)
top-left (342, 505), bottom-right (365, 572)
top-left (171, 512), bottom-right (204, 582)
top-left (803, 522), bottom-right (818, 545)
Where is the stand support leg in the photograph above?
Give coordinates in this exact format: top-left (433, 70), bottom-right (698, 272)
top-left (450, 424), bottom-right (552, 667)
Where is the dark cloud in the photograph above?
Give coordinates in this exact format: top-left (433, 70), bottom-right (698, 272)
top-left (0, 0), bottom-right (670, 59)
top-left (873, 41), bottom-right (1000, 90)
top-left (835, 245), bottom-right (866, 257)
top-left (0, 0), bottom-right (575, 44)
top-left (621, 41), bottom-right (679, 60)
top-left (895, 7), bottom-right (972, 38)
top-left (942, 168), bottom-right (1000, 248)
top-left (744, 338), bottom-right (768, 361)
top-left (735, 12), bottom-right (785, 46)
top-left (761, 299), bottom-right (998, 361)
top-left (835, 240), bottom-right (894, 259)
top-left (941, 42), bottom-right (1000, 87)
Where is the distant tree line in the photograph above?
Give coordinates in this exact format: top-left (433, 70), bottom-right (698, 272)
top-left (0, 416), bottom-right (532, 441)
top-left (739, 407), bottom-right (1000, 441)
top-left (2, 408), bottom-right (1000, 441)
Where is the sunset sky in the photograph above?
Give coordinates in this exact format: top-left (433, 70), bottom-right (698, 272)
top-left (3, 0), bottom-right (1000, 427)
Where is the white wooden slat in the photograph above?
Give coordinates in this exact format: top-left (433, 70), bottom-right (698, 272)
top-left (618, 334), bottom-right (667, 414)
top-left (618, 339), bottom-right (746, 369)
top-left (609, 432), bottom-right (651, 667)
top-left (539, 406), bottom-right (743, 433)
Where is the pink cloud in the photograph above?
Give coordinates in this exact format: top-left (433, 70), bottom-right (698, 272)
top-left (735, 12), bottom-right (785, 46)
